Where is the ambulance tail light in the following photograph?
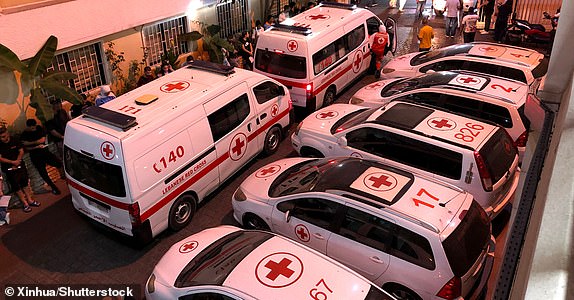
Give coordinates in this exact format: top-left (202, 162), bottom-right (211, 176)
top-left (234, 188), bottom-right (247, 202)
top-left (128, 202), bottom-right (142, 227)
top-left (474, 151), bottom-right (493, 192)
top-left (515, 130), bottom-right (528, 148)
top-left (350, 97), bottom-right (364, 105)
top-left (306, 83), bottom-right (314, 100)
top-left (147, 273), bottom-right (156, 294)
top-left (436, 276), bottom-right (461, 299)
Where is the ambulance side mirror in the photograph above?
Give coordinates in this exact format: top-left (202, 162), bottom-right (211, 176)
top-left (425, 69), bottom-right (436, 74)
top-left (285, 210), bottom-right (292, 223)
top-left (337, 136), bottom-right (348, 146)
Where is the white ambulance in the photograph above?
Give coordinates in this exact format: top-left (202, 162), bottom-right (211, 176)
top-left (254, 2), bottom-right (396, 111)
top-left (63, 61), bottom-right (291, 243)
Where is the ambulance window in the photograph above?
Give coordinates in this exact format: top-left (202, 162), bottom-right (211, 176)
top-left (389, 226), bottom-right (435, 270)
top-left (277, 198), bottom-right (340, 230)
top-left (500, 67), bottom-right (527, 84)
top-left (254, 49), bottom-right (306, 79)
top-left (463, 61), bottom-right (499, 77)
top-left (253, 81), bottom-right (282, 104)
top-left (366, 17), bottom-right (381, 35)
top-left (313, 37), bottom-right (346, 75)
top-left (419, 60), bottom-right (464, 73)
top-left (339, 207), bottom-right (393, 253)
top-left (347, 25), bottom-right (366, 51)
top-left (207, 94), bottom-right (250, 142)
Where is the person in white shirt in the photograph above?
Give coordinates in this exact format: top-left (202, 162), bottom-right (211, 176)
top-left (461, 7), bottom-right (479, 42)
top-left (445, 0), bottom-right (461, 37)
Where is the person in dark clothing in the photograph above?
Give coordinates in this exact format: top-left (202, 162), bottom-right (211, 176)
top-left (137, 66), bottom-right (156, 87)
top-left (239, 31), bottom-right (254, 70)
top-left (494, 0), bottom-right (513, 42)
top-left (480, 0), bottom-right (495, 32)
top-left (20, 119), bottom-right (62, 195)
top-left (0, 126), bottom-right (39, 212)
top-left (45, 102), bottom-right (69, 157)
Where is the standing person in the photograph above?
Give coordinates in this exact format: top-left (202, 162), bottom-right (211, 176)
top-left (137, 66), bottom-right (156, 87)
top-left (494, 0), bottom-right (512, 42)
top-left (181, 55), bottom-right (194, 68)
top-left (263, 15), bottom-right (274, 30)
top-left (239, 31), bottom-right (254, 70)
top-left (157, 62), bottom-right (174, 77)
top-left (20, 119), bottom-right (62, 195)
top-left (416, 0), bottom-right (427, 19)
top-left (445, 0), bottom-right (461, 37)
top-left (461, 7), bottom-right (479, 42)
top-left (0, 175), bottom-right (11, 226)
top-left (45, 101), bottom-right (69, 157)
top-left (278, 5), bottom-right (290, 22)
top-left (369, 24), bottom-right (390, 79)
top-left (0, 127), bottom-right (40, 213)
top-left (418, 16), bottom-right (434, 51)
top-left (95, 85), bottom-right (116, 106)
top-left (480, 0), bottom-right (495, 33)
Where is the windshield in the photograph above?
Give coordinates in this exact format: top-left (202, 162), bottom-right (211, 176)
top-left (442, 201), bottom-right (490, 276)
top-left (255, 49), bottom-right (307, 79)
top-left (64, 145), bottom-right (126, 197)
top-left (334, 108), bottom-right (378, 133)
top-left (410, 44), bottom-right (473, 66)
top-left (175, 230), bottom-right (272, 288)
top-left (479, 128), bottom-right (518, 183)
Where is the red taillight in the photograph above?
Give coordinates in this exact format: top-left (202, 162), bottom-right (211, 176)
top-left (515, 130), bottom-right (528, 148)
top-left (436, 276), bottom-right (461, 300)
top-left (306, 83), bottom-right (313, 100)
top-left (474, 151), bottom-right (493, 192)
top-left (128, 202), bottom-right (141, 226)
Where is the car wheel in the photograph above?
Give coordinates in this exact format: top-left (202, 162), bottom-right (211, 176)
top-left (385, 284), bottom-right (422, 300)
top-left (169, 194), bottom-right (197, 231)
top-left (301, 147), bottom-right (324, 158)
top-left (243, 214), bottom-right (270, 230)
top-left (263, 126), bottom-right (282, 156)
top-left (323, 87), bottom-right (336, 108)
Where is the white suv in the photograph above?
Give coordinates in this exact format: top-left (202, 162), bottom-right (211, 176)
top-left (350, 70), bottom-right (542, 160)
top-left (380, 42), bottom-right (548, 93)
top-left (233, 157), bottom-right (495, 300)
top-left (291, 101), bottom-right (520, 219)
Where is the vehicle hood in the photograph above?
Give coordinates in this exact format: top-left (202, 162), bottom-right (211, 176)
top-left (299, 104), bottom-right (367, 135)
top-left (351, 78), bottom-right (405, 105)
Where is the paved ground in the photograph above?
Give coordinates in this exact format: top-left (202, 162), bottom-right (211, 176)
top-left (0, 0), bottom-right (544, 299)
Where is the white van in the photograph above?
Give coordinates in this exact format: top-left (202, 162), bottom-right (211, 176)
top-left (254, 2), bottom-right (396, 111)
top-left (63, 61), bottom-right (291, 243)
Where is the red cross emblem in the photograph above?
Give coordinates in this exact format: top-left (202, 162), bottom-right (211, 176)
top-left (479, 46), bottom-right (497, 52)
top-left (271, 104), bottom-right (279, 117)
top-left (160, 81), bottom-right (190, 93)
top-left (256, 253), bottom-right (303, 288)
top-left (179, 241), bottom-right (198, 253)
top-left (306, 14), bottom-right (329, 20)
top-left (365, 82), bottom-right (386, 90)
top-left (287, 40), bottom-right (298, 52)
top-left (294, 224), bottom-right (310, 242)
top-left (100, 142), bottom-right (115, 160)
top-left (427, 117), bottom-right (456, 131)
top-left (316, 111), bottom-right (338, 119)
top-left (255, 164), bottom-right (282, 178)
top-left (457, 76), bottom-right (479, 84)
top-left (229, 133), bottom-right (248, 161)
top-left (510, 53), bottom-right (524, 58)
top-left (352, 51), bottom-right (363, 73)
top-left (363, 172), bottom-right (397, 192)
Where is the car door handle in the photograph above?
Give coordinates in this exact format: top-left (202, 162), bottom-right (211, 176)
top-left (313, 233), bottom-right (325, 240)
top-left (369, 256), bottom-right (384, 264)
top-left (260, 113), bottom-right (267, 120)
top-left (247, 123), bottom-right (252, 132)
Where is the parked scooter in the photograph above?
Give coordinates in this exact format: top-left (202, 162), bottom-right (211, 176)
top-left (505, 11), bottom-right (558, 45)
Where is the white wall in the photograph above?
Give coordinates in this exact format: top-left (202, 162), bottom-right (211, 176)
top-left (0, 0), bottom-right (198, 59)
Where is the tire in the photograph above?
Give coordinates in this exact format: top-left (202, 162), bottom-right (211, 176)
top-left (168, 194), bottom-right (197, 231)
top-left (263, 126), bottom-right (282, 156)
top-left (301, 147), bottom-right (324, 158)
top-left (385, 284), bottom-right (422, 300)
top-left (322, 87), bottom-right (336, 108)
top-left (243, 214), bottom-right (270, 230)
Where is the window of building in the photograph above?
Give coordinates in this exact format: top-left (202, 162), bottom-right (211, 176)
top-left (142, 16), bottom-right (189, 66)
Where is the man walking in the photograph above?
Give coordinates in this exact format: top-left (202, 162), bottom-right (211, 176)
top-left (21, 119), bottom-right (62, 195)
top-left (494, 0), bottom-right (513, 42)
top-left (445, 0), bottom-right (461, 38)
top-left (369, 24), bottom-right (390, 78)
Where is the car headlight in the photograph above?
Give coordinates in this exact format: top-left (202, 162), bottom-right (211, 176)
top-left (382, 68), bottom-right (395, 74)
top-left (350, 97), bottom-right (364, 105)
top-left (234, 187), bottom-right (247, 202)
top-left (147, 273), bottom-right (156, 294)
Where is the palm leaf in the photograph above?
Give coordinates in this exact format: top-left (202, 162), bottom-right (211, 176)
top-left (30, 88), bottom-right (54, 122)
top-left (28, 35), bottom-right (58, 77)
top-left (0, 66), bottom-right (19, 104)
top-left (40, 79), bottom-right (83, 105)
top-left (178, 31), bottom-right (204, 42)
top-left (0, 43), bottom-right (27, 72)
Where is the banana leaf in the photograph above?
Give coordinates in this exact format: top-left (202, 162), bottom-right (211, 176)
top-left (27, 35), bottom-right (57, 77)
top-left (0, 66), bottom-right (19, 104)
top-left (30, 88), bottom-right (54, 122)
top-left (40, 78), bottom-right (83, 105)
top-left (0, 43), bottom-right (26, 73)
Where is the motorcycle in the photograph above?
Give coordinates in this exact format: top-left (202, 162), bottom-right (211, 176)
top-left (505, 12), bottom-right (558, 45)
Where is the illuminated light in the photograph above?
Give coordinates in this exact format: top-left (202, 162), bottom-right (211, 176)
top-left (185, 0), bottom-right (202, 20)
top-left (306, 84), bottom-right (312, 91)
top-left (273, 49), bottom-right (285, 54)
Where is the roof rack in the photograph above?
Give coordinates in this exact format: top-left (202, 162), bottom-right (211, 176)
top-left (187, 60), bottom-right (235, 75)
top-left (82, 106), bottom-right (137, 131)
top-left (271, 24), bottom-right (312, 35)
top-left (319, 2), bottom-right (357, 10)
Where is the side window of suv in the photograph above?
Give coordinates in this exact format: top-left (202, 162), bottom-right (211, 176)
top-left (389, 227), bottom-right (435, 270)
top-left (463, 61), bottom-right (499, 77)
top-left (499, 66), bottom-right (528, 84)
top-left (253, 81), bottom-right (282, 104)
top-left (277, 198), bottom-right (340, 230)
top-left (338, 207), bottom-right (394, 252)
top-left (402, 92), bottom-right (442, 105)
top-left (419, 60), bottom-right (464, 73)
top-left (442, 95), bottom-right (513, 128)
top-left (346, 127), bottom-right (387, 154)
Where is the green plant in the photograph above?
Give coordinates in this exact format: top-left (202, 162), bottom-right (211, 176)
top-left (104, 41), bottom-right (126, 94)
top-left (0, 35), bottom-right (82, 122)
top-left (180, 22), bottom-right (235, 64)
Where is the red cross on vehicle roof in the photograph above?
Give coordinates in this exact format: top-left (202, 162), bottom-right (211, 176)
top-left (431, 118), bottom-right (453, 129)
top-left (458, 77), bottom-right (478, 84)
top-left (308, 14), bottom-right (328, 20)
top-left (318, 111), bottom-right (335, 119)
top-left (265, 258), bottom-right (295, 281)
top-left (369, 174), bottom-right (392, 189)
